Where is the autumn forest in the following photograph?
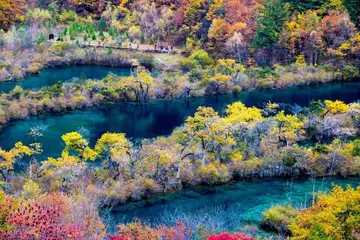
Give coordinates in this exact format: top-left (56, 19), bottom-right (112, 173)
top-left (0, 0), bottom-right (359, 239)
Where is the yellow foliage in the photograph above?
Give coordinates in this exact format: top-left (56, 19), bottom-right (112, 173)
top-left (61, 132), bottom-right (97, 161)
top-left (272, 111), bottom-right (304, 144)
top-left (95, 133), bottom-right (131, 158)
top-left (186, 106), bottom-right (218, 130)
top-left (286, 21), bottom-right (299, 30)
top-left (142, 178), bottom-right (158, 191)
top-left (206, 0), bottom-right (224, 20)
top-left (215, 59), bottom-right (246, 75)
top-left (43, 155), bottom-right (81, 169)
top-left (209, 73), bottom-right (232, 83)
top-left (208, 18), bottom-right (229, 40)
top-left (118, 0), bottom-right (130, 14)
top-left (290, 186), bottom-right (360, 240)
top-left (323, 100), bottom-right (350, 115)
top-left (0, 142), bottom-right (31, 172)
top-left (138, 71), bottom-right (154, 86)
top-left (198, 161), bottom-right (229, 183)
top-left (295, 54), bottom-right (306, 68)
top-left (198, 162), bottom-right (219, 181)
top-left (225, 101), bottom-right (263, 124)
top-left (22, 179), bottom-right (41, 199)
top-left (229, 150), bottom-right (243, 163)
top-left (228, 22), bottom-right (247, 34)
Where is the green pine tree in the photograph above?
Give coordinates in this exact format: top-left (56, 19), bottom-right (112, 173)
top-left (253, 0), bottom-right (290, 50)
top-left (98, 16), bottom-right (107, 32)
top-left (99, 31), bottom-right (105, 39)
top-left (285, 0), bottom-right (326, 12)
top-left (140, 32), bottom-right (145, 44)
top-left (343, 0), bottom-right (360, 28)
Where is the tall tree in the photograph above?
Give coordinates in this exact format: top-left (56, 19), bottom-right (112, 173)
top-left (253, 0), bottom-right (290, 63)
top-left (343, 0), bottom-right (360, 28)
top-left (0, 0), bottom-right (28, 30)
top-left (286, 0), bottom-right (326, 12)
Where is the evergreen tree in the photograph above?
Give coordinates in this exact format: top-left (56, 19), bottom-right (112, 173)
top-left (141, 32), bottom-right (145, 44)
top-left (285, 0), bottom-right (326, 12)
top-left (343, 0), bottom-right (360, 28)
top-left (99, 31), bottom-right (105, 40)
top-left (253, 0), bottom-right (289, 63)
top-left (97, 16), bottom-right (107, 32)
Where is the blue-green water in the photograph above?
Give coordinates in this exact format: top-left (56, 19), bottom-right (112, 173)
top-left (0, 66), bottom-right (131, 93)
top-left (0, 81), bottom-right (359, 158)
top-left (105, 178), bottom-right (359, 233)
top-left (0, 66), bottom-right (359, 236)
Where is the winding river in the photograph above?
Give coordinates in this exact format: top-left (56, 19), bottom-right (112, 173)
top-left (0, 66), bottom-right (131, 93)
top-left (0, 71), bottom-right (359, 158)
top-left (105, 177), bottom-right (359, 234)
top-left (0, 66), bottom-right (359, 234)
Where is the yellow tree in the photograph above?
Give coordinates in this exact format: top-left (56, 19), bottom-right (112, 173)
top-left (323, 100), bottom-right (350, 117)
top-left (0, 142), bottom-right (31, 182)
top-left (0, 0), bottom-right (27, 30)
top-left (118, 0), bottom-right (130, 15)
top-left (225, 101), bottom-right (263, 125)
top-left (139, 145), bottom-right (178, 193)
top-left (207, 18), bottom-right (230, 54)
top-left (61, 132), bottom-right (97, 162)
top-left (206, 0), bottom-right (225, 21)
top-left (290, 186), bottom-right (360, 240)
top-left (182, 107), bottom-right (235, 165)
top-left (180, 107), bottom-right (218, 165)
top-left (272, 111), bottom-right (304, 146)
top-left (40, 155), bottom-right (86, 191)
top-left (95, 133), bottom-right (132, 180)
top-left (215, 59), bottom-right (246, 79)
top-left (224, 102), bottom-right (264, 167)
top-left (206, 73), bottom-right (232, 94)
top-left (126, 71), bottom-right (154, 101)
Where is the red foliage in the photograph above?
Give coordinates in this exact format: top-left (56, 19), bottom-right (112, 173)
top-left (107, 235), bottom-right (128, 240)
top-left (224, 0), bottom-right (260, 36)
top-left (107, 220), bottom-right (192, 240)
top-left (0, 194), bottom-right (86, 240)
top-left (208, 232), bottom-right (256, 240)
top-left (158, 222), bottom-right (193, 240)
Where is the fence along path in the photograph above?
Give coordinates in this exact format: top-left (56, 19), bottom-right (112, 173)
top-left (83, 43), bottom-right (177, 54)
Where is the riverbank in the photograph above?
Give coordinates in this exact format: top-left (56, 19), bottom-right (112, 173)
top-left (0, 42), bottom-right (159, 82)
top-left (1, 81), bottom-right (360, 159)
top-left (3, 99), bottom-right (356, 206)
top-left (1, 99), bottom-right (359, 239)
top-left (0, 65), bottom-right (131, 93)
top-left (103, 177), bottom-right (360, 234)
top-left (0, 60), bottom-right (359, 134)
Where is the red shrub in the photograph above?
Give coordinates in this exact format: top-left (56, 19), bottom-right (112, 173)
top-left (208, 232), bottom-right (256, 240)
top-left (0, 194), bottom-right (86, 240)
top-left (107, 220), bottom-right (192, 240)
top-left (158, 222), bottom-right (193, 240)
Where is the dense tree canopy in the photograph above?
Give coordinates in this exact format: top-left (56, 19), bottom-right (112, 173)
top-left (0, 0), bottom-right (358, 67)
top-left (0, 0), bottom-right (359, 239)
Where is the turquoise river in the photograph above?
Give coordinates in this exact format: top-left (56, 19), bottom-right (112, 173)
top-left (0, 66), bottom-right (359, 235)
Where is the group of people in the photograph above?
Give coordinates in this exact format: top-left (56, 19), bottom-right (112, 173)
top-left (86, 39), bottom-right (175, 53)
top-left (128, 43), bottom-right (140, 49)
top-left (154, 44), bottom-right (173, 52)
